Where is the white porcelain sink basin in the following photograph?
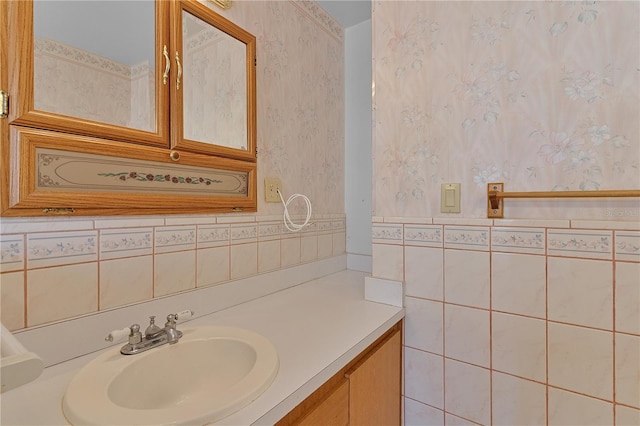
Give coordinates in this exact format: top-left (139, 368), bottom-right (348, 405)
top-left (62, 325), bottom-right (279, 425)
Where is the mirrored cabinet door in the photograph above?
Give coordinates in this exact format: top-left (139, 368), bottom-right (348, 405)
top-left (170, 0), bottom-right (256, 162)
top-left (8, 0), bottom-right (170, 148)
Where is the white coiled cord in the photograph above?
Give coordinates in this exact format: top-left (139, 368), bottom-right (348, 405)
top-left (277, 189), bottom-right (312, 232)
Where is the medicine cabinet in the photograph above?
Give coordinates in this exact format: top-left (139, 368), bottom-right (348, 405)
top-left (0, 0), bottom-right (257, 216)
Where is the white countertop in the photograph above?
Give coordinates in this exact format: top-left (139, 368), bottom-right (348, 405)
top-left (0, 269), bottom-right (404, 425)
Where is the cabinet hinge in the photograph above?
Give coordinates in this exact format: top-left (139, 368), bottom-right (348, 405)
top-left (254, 55), bottom-right (257, 67)
top-left (42, 208), bottom-right (75, 215)
top-left (0, 91), bottom-right (8, 119)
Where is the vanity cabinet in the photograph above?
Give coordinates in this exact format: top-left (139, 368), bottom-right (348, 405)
top-left (277, 321), bottom-right (402, 426)
top-left (0, 0), bottom-right (257, 216)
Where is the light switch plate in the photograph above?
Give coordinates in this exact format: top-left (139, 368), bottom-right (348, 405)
top-left (441, 183), bottom-right (460, 213)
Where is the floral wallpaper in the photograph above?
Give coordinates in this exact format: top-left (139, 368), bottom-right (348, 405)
top-left (224, 1), bottom-right (345, 215)
top-left (373, 1), bottom-right (639, 219)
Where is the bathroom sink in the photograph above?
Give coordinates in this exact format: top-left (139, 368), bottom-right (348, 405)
top-left (62, 325), bottom-right (279, 425)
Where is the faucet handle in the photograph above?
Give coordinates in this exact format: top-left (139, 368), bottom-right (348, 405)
top-left (128, 324), bottom-right (142, 345)
top-left (176, 310), bottom-right (194, 321)
top-left (165, 314), bottom-right (178, 328)
top-left (105, 327), bottom-right (130, 343)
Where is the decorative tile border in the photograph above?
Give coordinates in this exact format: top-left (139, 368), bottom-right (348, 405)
top-left (372, 224), bottom-right (403, 245)
top-left (0, 235), bottom-right (24, 272)
top-left (491, 227), bottom-right (545, 255)
top-left (27, 230), bottom-right (98, 269)
top-left (197, 224), bottom-right (230, 249)
top-left (316, 220), bottom-right (333, 234)
top-left (404, 225), bottom-right (443, 248)
top-left (615, 231), bottom-right (640, 262)
top-left (259, 222), bottom-right (282, 241)
top-left (302, 222), bottom-right (318, 234)
top-left (154, 226), bottom-right (196, 254)
top-left (332, 219), bottom-right (346, 231)
top-left (231, 223), bottom-right (258, 243)
top-left (444, 226), bottom-right (490, 251)
top-left (99, 228), bottom-right (153, 260)
top-left (547, 229), bottom-right (613, 260)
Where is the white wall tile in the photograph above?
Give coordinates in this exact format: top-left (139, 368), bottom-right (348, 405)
top-left (616, 405), bottom-right (640, 426)
top-left (492, 371), bottom-right (546, 426)
top-left (281, 235), bottom-right (300, 268)
top-left (317, 233), bottom-right (333, 259)
top-left (258, 240), bottom-right (281, 273)
top-left (27, 263), bottom-right (98, 326)
top-left (492, 312), bottom-right (546, 382)
top-left (444, 304), bottom-right (490, 367)
top-left (548, 257), bottom-right (613, 330)
top-left (444, 249), bottom-right (490, 309)
top-left (615, 333), bottom-right (640, 408)
top-left (154, 251), bottom-right (196, 297)
top-left (444, 413), bottom-right (478, 425)
top-left (444, 359), bottom-right (491, 425)
top-left (548, 322), bottom-right (613, 400)
top-left (404, 297), bottom-right (443, 354)
top-left (615, 262), bottom-right (640, 335)
top-left (403, 398), bottom-right (444, 426)
top-left (300, 235), bottom-right (318, 263)
top-left (404, 347), bottom-right (443, 409)
top-left (0, 271), bottom-right (25, 330)
top-left (492, 253), bottom-right (546, 318)
top-left (230, 243), bottom-right (257, 279)
top-left (196, 246), bottom-right (229, 287)
top-left (372, 243), bottom-right (404, 281)
top-left (99, 256), bottom-right (153, 310)
top-left (548, 388), bottom-right (613, 426)
top-left (404, 246), bottom-right (443, 301)
top-left (332, 231), bottom-right (346, 255)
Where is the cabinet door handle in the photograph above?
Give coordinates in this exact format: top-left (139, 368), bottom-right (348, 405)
top-left (175, 51), bottom-right (182, 90)
top-left (162, 45), bottom-right (170, 85)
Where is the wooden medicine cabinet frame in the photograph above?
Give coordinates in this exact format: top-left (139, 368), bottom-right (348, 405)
top-left (0, 0), bottom-right (257, 217)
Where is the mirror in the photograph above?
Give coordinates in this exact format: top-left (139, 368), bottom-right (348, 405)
top-left (182, 10), bottom-right (248, 151)
top-left (33, 0), bottom-right (157, 132)
top-left (30, 0), bottom-right (255, 155)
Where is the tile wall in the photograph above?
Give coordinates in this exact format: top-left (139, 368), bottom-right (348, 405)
top-left (0, 214), bottom-right (346, 331)
top-left (373, 217), bottom-right (640, 426)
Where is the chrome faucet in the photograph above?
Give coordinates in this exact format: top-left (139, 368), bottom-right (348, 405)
top-left (117, 314), bottom-right (184, 355)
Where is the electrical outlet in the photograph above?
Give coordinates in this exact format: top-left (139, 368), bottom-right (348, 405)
top-left (264, 178), bottom-right (282, 203)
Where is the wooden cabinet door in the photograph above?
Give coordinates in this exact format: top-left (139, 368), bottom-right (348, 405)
top-left (298, 379), bottom-right (349, 426)
top-left (346, 328), bottom-right (402, 426)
